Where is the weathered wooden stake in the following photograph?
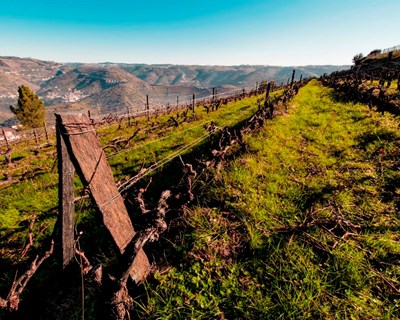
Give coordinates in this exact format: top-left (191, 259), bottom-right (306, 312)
top-left (192, 93), bottom-right (195, 113)
top-left (176, 96), bottom-right (179, 109)
top-left (290, 69), bottom-right (296, 87)
top-left (146, 95), bottom-right (150, 120)
top-left (2, 129), bottom-right (10, 148)
top-left (256, 81), bottom-right (258, 93)
top-left (127, 106), bottom-right (131, 126)
top-left (212, 88), bottom-right (215, 101)
top-left (44, 122), bottom-right (50, 143)
top-left (266, 82), bottom-right (271, 99)
top-left (55, 112), bottom-right (150, 282)
top-left (56, 124), bottom-right (75, 269)
top-left (33, 129), bottom-right (39, 144)
top-left (299, 74), bottom-right (303, 82)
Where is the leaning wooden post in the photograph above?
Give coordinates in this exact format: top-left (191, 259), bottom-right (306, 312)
top-left (290, 69), bottom-right (296, 87)
top-left (56, 122), bottom-right (75, 269)
top-left (44, 122), bottom-right (50, 143)
top-left (265, 82), bottom-right (271, 99)
top-left (33, 129), bottom-right (39, 145)
top-left (176, 96), bottom-right (179, 110)
top-left (2, 129), bottom-right (10, 148)
top-left (127, 106), bottom-right (131, 126)
top-left (55, 112), bottom-right (150, 282)
top-left (192, 93), bottom-right (195, 113)
top-left (299, 74), bottom-right (303, 83)
top-left (146, 95), bottom-right (150, 120)
top-left (2, 129), bottom-right (12, 165)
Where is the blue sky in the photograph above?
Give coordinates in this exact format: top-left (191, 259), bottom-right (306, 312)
top-left (0, 0), bottom-right (399, 65)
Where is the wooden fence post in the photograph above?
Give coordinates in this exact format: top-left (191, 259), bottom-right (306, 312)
top-left (176, 96), bottom-right (179, 110)
top-left (146, 94), bottom-right (150, 121)
top-left (55, 112), bottom-right (150, 282)
top-left (146, 95), bottom-right (150, 120)
top-left (192, 93), bottom-right (195, 113)
top-left (212, 88), bottom-right (215, 102)
top-left (127, 106), bottom-right (131, 126)
top-left (33, 129), bottom-right (39, 145)
top-left (44, 122), bottom-right (50, 143)
top-left (1, 129), bottom-right (12, 165)
top-left (2, 129), bottom-right (10, 148)
top-left (266, 82), bottom-right (271, 99)
top-left (56, 123), bottom-right (75, 269)
top-left (291, 69), bottom-right (296, 87)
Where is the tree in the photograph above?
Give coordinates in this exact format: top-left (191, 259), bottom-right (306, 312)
top-left (352, 53), bottom-right (364, 66)
top-left (10, 85), bottom-right (45, 128)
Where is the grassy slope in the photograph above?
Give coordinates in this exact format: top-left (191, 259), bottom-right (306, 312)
top-left (0, 93), bottom-right (269, 249)
top-left (0, 91), bottom-right (277, 318)
top-left (137, 80), bottom-right (400, 319)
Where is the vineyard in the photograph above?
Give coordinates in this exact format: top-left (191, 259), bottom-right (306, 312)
top-left (322, 47), bottom-right (400, 115)
top-left (0, 79), bottom-right (300, 316)
top-left (0, 57), bottom-right (399, 319)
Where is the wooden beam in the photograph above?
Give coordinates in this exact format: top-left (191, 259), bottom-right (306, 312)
top-left (56, 124), bottom-right (75, 269)
top-left (55, 112), bottom-right (150, 282)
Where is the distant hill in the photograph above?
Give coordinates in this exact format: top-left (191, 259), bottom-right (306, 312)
top-left (0, 56), bottom-right (348, 124)
top-left (115, 63), bottom-right (349, 88)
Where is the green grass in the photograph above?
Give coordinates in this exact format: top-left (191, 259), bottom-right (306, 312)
top-left (136, 80), bottom-right (400, 319)
top-left (2, 80), bottom-right (399, 318)
top-left (0, 90), bottom-right (276, 313)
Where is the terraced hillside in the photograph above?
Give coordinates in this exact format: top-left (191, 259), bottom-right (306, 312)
top-left (0, 56), bottom-right (347, 125)
top-left (0, 80), bottom-right (399, 319)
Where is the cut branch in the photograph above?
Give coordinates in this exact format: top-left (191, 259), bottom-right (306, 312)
top-left (0, 240), bottom-right (54, 312)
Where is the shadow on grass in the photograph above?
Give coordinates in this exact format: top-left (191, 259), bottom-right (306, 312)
top-left (328, 89), bottom-right (400, 116)
top-left (355, 129), bottom-right (397, 150)
top-left (354, 129), bottom-right (399, 211)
